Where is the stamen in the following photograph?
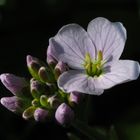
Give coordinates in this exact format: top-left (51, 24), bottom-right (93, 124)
top-left (85, 53), bottom-right (92, 64)
top-left (84, 51), bottom-right (104, 77)
top-left (97, 50), bottom-right (103, 61)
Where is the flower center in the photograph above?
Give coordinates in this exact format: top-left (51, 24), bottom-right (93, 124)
top-left (83, 51), bottom-right (104, 77)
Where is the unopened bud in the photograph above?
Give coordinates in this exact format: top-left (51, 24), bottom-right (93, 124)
top-left (30, 78), bottom-right (45, 99)
top-left (34, 108), bottom-right (50, 122)
top-left (47, 44), bottom-right (57, 67)
top-left (32, 99), bottom-right (40, 107)
top-left (54, 61), bottom-right (67, 79)
top-left (55, 103), bottom-right (74, 125)
top-left (40, 95), bottom-right (49, 108)
top-left (38, 67), bottom-right (55, 83)
top-left (48, 95), bottom-right (61, 109)
top-left (26, 55), bottom-right (45, 80)
top-left (0, 73), bottom-right (29, 96)
top-left (22, 106), bottom-right (36, 120)
top-left (69, 92), bottom-right (84, 105)
top-left (0, 96), bottom-right (28, 113)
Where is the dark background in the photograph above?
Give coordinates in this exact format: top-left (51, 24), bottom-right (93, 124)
top-left (0, 0), bottom-right (140, 140)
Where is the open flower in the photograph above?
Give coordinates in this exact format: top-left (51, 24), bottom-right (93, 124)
top-left (48, 17), bottom-right (140, 95)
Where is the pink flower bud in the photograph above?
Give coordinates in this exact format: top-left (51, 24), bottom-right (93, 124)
top-left (0, 73), bottom-right (28, 96)
top-left (0, 96), bottom-right (26, 113)
top-left (69, 91), bottom-right (84, 105)
top-left (34, 108), bottom-right (49, 122)
top-left (54, 61), bottom-right (67, 79)
top-left (47, 45), bottom-right (57, 66)
top-left (55, 103), bottom-right (74, 125)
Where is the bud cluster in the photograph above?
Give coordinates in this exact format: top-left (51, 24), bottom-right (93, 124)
top-left (0, 54), bottom-right (84, 126)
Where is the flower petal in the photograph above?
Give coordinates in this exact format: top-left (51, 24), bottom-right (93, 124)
top-left (95, 60), bottom-right (140, 89)
top-left (87, 17), bottom-right (126, 61)
top-left (58, 70), bottom-right (104, 95)
top-left (49, 24), bottom-right (95, 69)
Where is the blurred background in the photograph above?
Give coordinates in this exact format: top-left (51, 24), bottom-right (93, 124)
top-left (0, 0), bottom-right (140, 140)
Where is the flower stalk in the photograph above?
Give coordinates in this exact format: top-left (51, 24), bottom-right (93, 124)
top-left (71, 119), bottom-right (107, 140)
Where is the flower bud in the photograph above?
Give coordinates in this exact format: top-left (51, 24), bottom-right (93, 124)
top-left (55, 103), bottom-right (74, 125)
top-left (32, 99), bottom-right (40, 107)
top-left (0, 96), bottom-right (28, 113)
top-left (0, 73), bottom-right (28, 96)
top-left (69, 92), bottom-right (84, 105)
top-left (40, 95), bottom-right (49, 108)
top-left (38, 67), bottom-right (55, 83)
top-left (30, 78), bottom-right (46, 99)
top-left (22, 106), bottom-right (36, 120)
top-left (26, 55), bottom-right (45, 80)
top-left (54, 61), bottom-right (67, 79)
top-left (46, 83), bottom-right (57, 94)
top-left (47, 45), bottom-right (57, 67)
top-left (48, 95), bottom-right (61, 109)
top-left (34, 108), bottom-right (49, 122)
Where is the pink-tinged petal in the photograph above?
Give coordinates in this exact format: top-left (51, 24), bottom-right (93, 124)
top-left (87, 17), bottom-right (126, 62)
top-left (49, 24), bottom-right (95, 69)
top-left (95, 60), bottom-right (140, 89)
top-left (58, 70), bottom-right (104, 95)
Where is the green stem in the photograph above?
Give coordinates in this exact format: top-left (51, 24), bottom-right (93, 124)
top-left (71, 119), bottom-right (107, 140)
top-left (84, 95), bottom-right (92, 123)
top-left (76, 95), bottom-right (91, 123)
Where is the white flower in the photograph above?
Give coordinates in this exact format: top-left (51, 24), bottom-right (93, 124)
top-left (48, 17), bottom-right (140, 95)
